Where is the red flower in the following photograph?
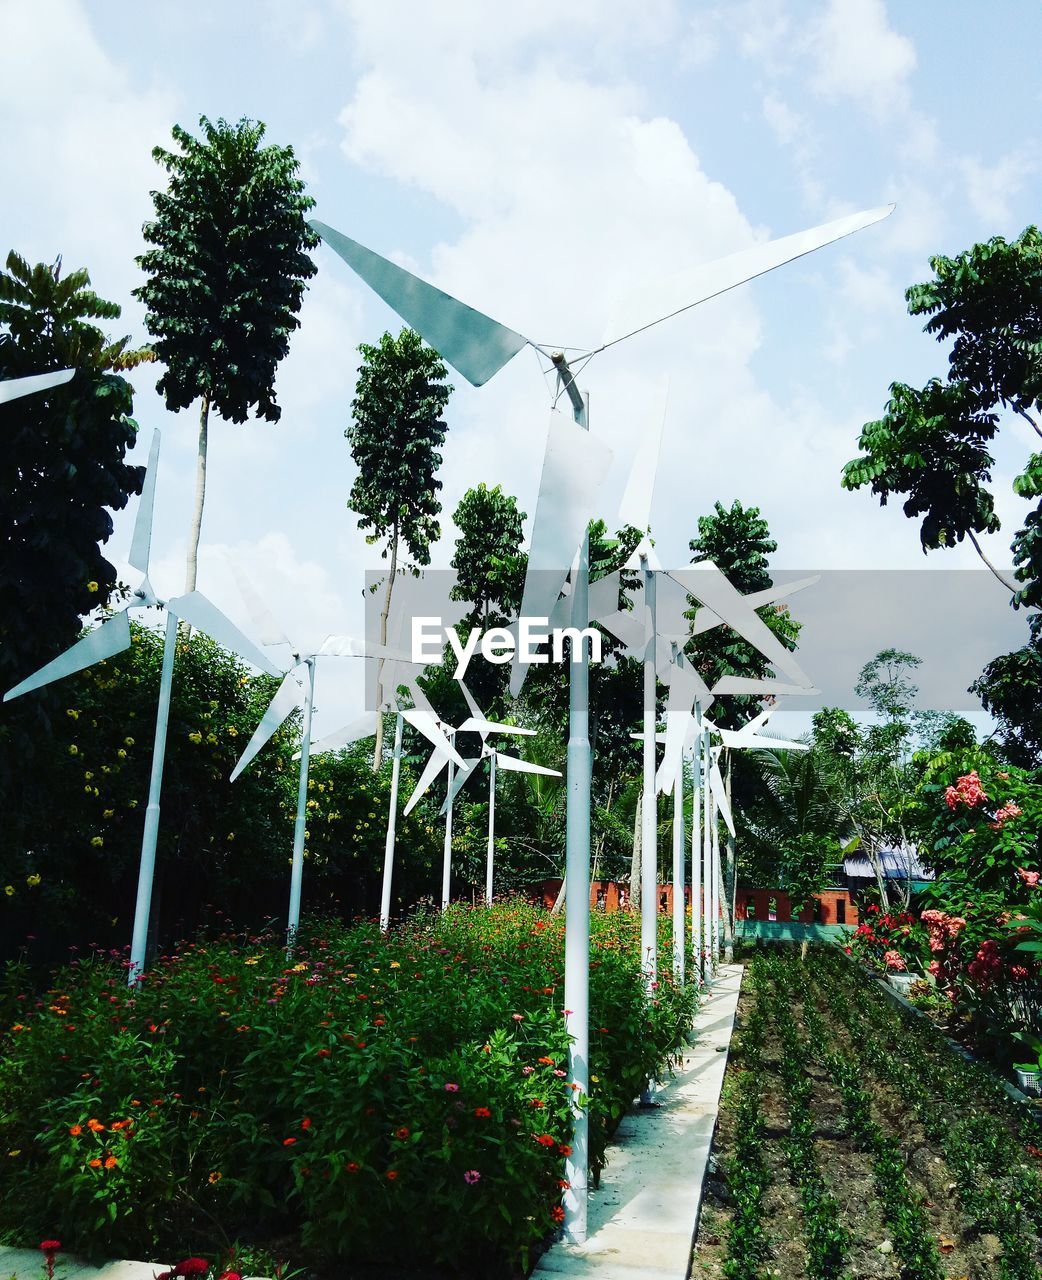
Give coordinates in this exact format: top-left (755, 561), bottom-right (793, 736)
top-left (536, 1133), bottom-right (556, 1147)
top-left (346, 1161), bottom-right (360, 1173)
top-left (394, 1126), bottom-right (410, 1140)
top-left (551, 1205), bottom-right (565, 1223)
top-left (39, 1242), bottom-right (61, 1254)
top-left (386, 1169), bottom-right (399, 1181)
top-left (173, 1260), bottom-right (209, 1278)
top-left (282, 1137), bottom-right (297, 1146)
top-left (474, 1106), bottom-right (491, 1118)
top-left (559, 1143), bottom-right (573, 1156)
top-left (300, 1117), bottom-right (312, 1130)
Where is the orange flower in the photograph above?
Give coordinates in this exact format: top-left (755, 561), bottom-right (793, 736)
top-left (88, 1158), bottom-right (102, 1168)
top-left (104, 1156), bottom-right (118, 1169)
top-left (68, 1125), bottom-right (82, 1136)
top-left (87, 1119), bottom-right (105, 1133)
top-left (551, 1205), bottom-right (565, 1223)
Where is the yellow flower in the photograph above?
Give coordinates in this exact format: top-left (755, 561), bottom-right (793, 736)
top-left (206, 732), bottom-right (217, 744)
top-left (26, 874), bottom-right (40, 888)
top-left (68, 744), bottom-right (79, 756)
top-left (390, 962), bottom-right (401, 969)
top-left (7, 1149), bottom-right (21, 1157)
top-left (226, 726), bottom-right (239, 738)
top-left (103, 809), bottom-right (114, 819)
top-left (124, 736), bottom-right (135, 747)
top-left (226, 833), bottom-right (235, 842)
top-left (117, 749), bottom-right (127, 759)
top-left (84, 770), bottom-right (94, 780)
top-left (86, 581), bottom-right (99, 593)
top-left (90, 836), bottom-right (104, 848)
top-left (188, 731), bottom-right (203, 745)
top-left (208, 1170), bottom-right (222, 1184)
top-left (66, 708), bottom-right (79, 720)
top-left (3, 885), bottom-right (14, 897)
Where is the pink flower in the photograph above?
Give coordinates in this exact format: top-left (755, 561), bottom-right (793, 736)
top-left (463, 1169), bottom-right (481, 1184)
top-left (883, 950), bottom-right (906, 971)
top-left (927, 960), bottom-right (943, 977)
top-left (1018, 868), bottom-right (1040, 888)
top-left (443, 1082), bottom-right (460, 1092)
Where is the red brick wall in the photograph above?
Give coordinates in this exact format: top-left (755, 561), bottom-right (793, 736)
top-left (735, 886), bottom-right (858, 926)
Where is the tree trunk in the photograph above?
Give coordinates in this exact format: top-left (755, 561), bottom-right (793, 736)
top-left (373, 523), bottom-right (399, 772)
top-left (629, 787), bottom-right (642, 912)
top-left (550, 876), bottom-right (566, 915)
top-left (184, 394), bottom-right (210, 596)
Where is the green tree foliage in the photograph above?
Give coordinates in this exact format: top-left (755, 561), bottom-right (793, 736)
top-left (842, 227), bottom-right (1042, 617)
top-left (970, 640), bottom-right (1042, 768)
top-left (134, 115), bottom-right (319, 592)
top-left (347, 327), bottom-right (453, 764)
top-left (0, 622), bottom-right (440, 959)
top-left (450, 483), bottom-right (526, 627)
top-left (0, 253), bottom-right (149, 692)
top-left (685, 500), bottom-right (800, 730)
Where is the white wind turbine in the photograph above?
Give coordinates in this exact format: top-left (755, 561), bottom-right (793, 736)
top-left (224, 563), bottom-right (415, 945)
top-left (401, 679), bottom-right (536, 908)
top-left (0, 368), bottom-right (74, 403)
top-left (3, 429), bottom-right (283, 982)
top-left (310, 199), bottom-right (893, 1244)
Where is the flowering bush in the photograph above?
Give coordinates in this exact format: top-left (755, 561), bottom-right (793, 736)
top-left (849, 905), bottom-right (926, 973)
top-left (0, 901), bottom-right (694, 1274)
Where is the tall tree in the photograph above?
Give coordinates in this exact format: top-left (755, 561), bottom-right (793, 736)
top-left (134, 115), bottom-right (318, 593)
top-left (450, 483), bottom-right (526, 628)
top-left (348, 327), bottom-right (452, 766)
top-left (0, 252), bottom-right (149, 695)
top-left (841, 226), bottom-right (1042, 612)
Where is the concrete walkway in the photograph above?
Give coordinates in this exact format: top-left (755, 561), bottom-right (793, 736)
top-left (0, 1251), bottom-right (173, 1280)
top-left (533, 963), bottom-right (744, 1280)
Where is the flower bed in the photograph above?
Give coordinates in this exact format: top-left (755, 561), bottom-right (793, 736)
top-left (694, 946), bottom-right (1042, 1279)
top-left (0, 902), bottom-right (695, 1277)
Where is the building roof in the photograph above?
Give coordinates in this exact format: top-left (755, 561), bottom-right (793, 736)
top-left (843, 847), bottom-right (934, 881)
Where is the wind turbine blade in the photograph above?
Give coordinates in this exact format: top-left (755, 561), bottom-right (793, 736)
top-left (225, 555), bottom-right (293, 648)
top-left (439, 756), bottom-right (480, 814)
top-left (617, 377), bottom-right (669, 531)
top-left (459, 717), bottom-right (537, 738)
top-left (231, 670), bottom-right (305, 781)
top-left (602, 204), bottom-right (895, 349)
top-left (712, 675), bottom-right (819, 697)
top-left (309, 714), bottom-right (376, 756)
top-left (311, 219), bottom-right (528, 387)
top-left (127, 429), bottom-right (161, 575)
top-left (316, 635), bottom-right (414, 661)
top-left (401, 707), bottom-right (467, 769)
top-left (690, 574), bottom-right (820, 636)
top-left (656, 662), bottom-right (713, 792)
top-left (403, 747), bottom-right (451, 816)
top-left (588, 571), bottom-right (621, 622)
top-left (0, 368), bottom-right (75, 404)
top-left (668, 564), bottom-right (814, 688)
top-left (4, 611), bottom-right (131, 701)
top-left (494, 754), bottom-right (561, 778)
top-left (509, 411), bottom-right (613, 695)
top-left (166, 592), bottom-right (283, 677)
top-left (595, 608), bottom-right (644, 654)
top-left (709, 761), bottom-right (736, 838)
top-left (457, 679), bottom-right (484, 724)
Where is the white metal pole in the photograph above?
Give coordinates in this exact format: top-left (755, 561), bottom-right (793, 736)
top-left (640, 559), bottom-right (657, 988)
top-left (485, 751), bottom-right (497, 907)
top-left (711, 791), bottom-right (721, 963)
top-left (562, 380), bottom-right (591, 1247)
top-left (672, 747), bottom-right (684, 983)
top-left (128, 610), bottom-right (178, 984)
top-left (287, 657), bottom-right (315, 948)
top-left (691, 715), bottom-right (703, 984)
top-left (379, 712), bottom-right (404, 932)
top-left (441, 735), bottom-right (455, 910)
top-left (702, 730), bottom-right (713, 981)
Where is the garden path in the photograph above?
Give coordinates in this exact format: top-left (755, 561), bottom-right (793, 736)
top-left (532, 963), bottom-right (743, 1280)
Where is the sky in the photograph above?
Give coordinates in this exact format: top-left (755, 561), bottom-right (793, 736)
top-left (2, 0), bottom-right (1039, 738)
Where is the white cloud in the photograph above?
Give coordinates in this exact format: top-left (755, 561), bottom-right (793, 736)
top-left (807, 0), bottom-right (916, 119)
top-left (960, 150), bottom-right (1035, 229)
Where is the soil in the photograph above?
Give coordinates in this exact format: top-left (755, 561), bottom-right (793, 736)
top-left (691, 954), bottom-right (1042, 1279)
